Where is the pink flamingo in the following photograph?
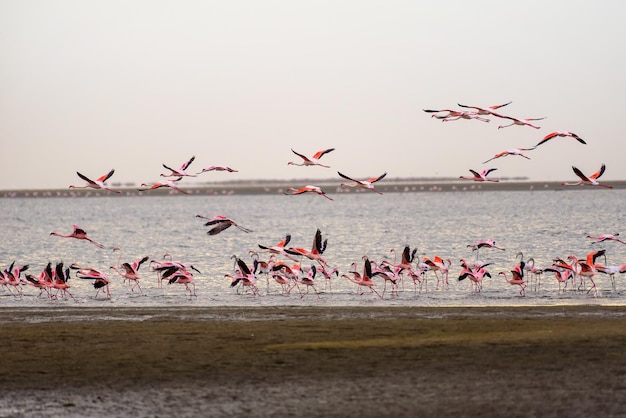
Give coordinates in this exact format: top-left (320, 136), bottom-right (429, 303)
top-left (295, 265), bottom-right (321, 298)
top-left (499, 270), bottom-right (526, 296)
top-left (338, 171), bottom-right (387, 194)
top-left (286, 228), bottom-right (329, 266)
top-left (75, 265), bottom-right (111, 299)
top-left (284, 185), bottom-right (334, 201)
top-left (69, 170), bottom-right (122, 194)
top-left (50, 224), bottom-right (105, 249)
top-left (165, 267), bottom-right (198, 298)
top-left (562, 164), bottom-right (612, 189)
top-left (138, 177), bottom-right (190, 194)
top-left (423, 109), bottom-right (490, 122)
top-left (197, 165), bottom-right (238, 174)
top-left (110, 252), bottom-right (150, 295)
top-left (587, 233), bottom-right (626, 245)
top-left (534, 131), bottom-right (586, 147)
top-left (492, 113), bottom-right (546, 129)
top-left (288, 148), bottom-right (335, 168)
top-left (456, 101), bottom-right (512, 116)
top-left (459, 168), bottom-right (499, 182)
top-left (69, 169), bottom-right (121, 194)
top-left (342, 258), bottom-right (383, 299)
top-left (483, 147), bottom-right (535, 164)
top-left (161, 156), bottom-right (197, 177)
top-left (196, 214), bottom-right (252, 235)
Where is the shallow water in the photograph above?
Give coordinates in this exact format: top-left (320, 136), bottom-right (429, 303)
top-left (2, 189), bottom-right (626, 307)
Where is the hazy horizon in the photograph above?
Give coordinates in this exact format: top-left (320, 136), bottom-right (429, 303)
top-left (2, 1), bottom-right (625, 191)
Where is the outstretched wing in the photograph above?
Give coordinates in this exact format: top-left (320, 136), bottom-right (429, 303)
top-left (369, 172), bottom-right (387, 183)
top-left (181, 156), bottom-right (195, 170)
top-left (97, 169), bottom-right (115, 183)
top-left (76, 172), bottom-right (96, 185)
top-left (312, 148), bottom-right (335, 159)
top-left (590, 164), bottom-right (606, 180)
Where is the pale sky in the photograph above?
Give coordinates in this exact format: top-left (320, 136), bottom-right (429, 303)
top-left (2, 1), bottom-right (625, 190)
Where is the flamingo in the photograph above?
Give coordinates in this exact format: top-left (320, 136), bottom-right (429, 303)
top-left (286, 228), bottom-right (329, 266)
top-left (138, 177), bottom-right (190, 194)
top-left (456, 101), bottom-right (512, 116)
top-left (459, 168), bottom-right (499, 182)
top-left (492, 113), bottom-right (546, 129)
top-left (258, 234), bottom-right (298, 261)
top-left (562, 164), bottom-right (613, 189)
top-left (587, 233), bottom-right (626, 245)
top-left (228, 257), bottom-right (260, 297)
top-left (422, 256), bottom-right (452, 290)
top-left (294, 265), bottom-right (321, 298)
top-left (110, 252), bottom-right (150, 295)
top-left (342, 257), bottom-right (383, 299)
top-left (74, 265), bottom-right (111, 299)
top-left (483, 147), bottom-right (535, 164)
top-left (3, 262), bottom-right (29, 298)
top-left (69, 169), bottom-right (121, 194)
top-left (288, 148), bottom-right (335, 168)
top-left (50, 224), bottom-right (105, 249)
top-left (195, 215), bottom-right (252, 235)
top-left (499, 270), bottom-right (527, 296)
top-left (458, 265), bottom-right (491, 293)
top-left (197, 165), bottom-right (238, 174)
top-left (468, 239), bottom-right (505, 254)
top-left (284, 185), bottom-right (334, 201)
top-left (338, 171), bottom-right (387, 194)
top-left (423, 109), bottom-right (490, 122)
top-left (534, 131), bottom-right (586, 148)
top-left (161, 156), bottom-right (197, 177)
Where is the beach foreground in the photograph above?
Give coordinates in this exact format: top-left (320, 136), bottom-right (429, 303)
top-left (1, 306), bottom-right (625, 417)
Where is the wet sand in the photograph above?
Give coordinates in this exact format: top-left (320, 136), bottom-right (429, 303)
top-left (1, 305), bottom-right (625, 417)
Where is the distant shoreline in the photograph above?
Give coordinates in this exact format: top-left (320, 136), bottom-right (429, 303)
top-left (3, 179), bottom-right (626, 197)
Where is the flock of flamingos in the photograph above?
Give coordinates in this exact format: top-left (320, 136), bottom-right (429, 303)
top-left (3, 100), bottom-right (622, 301)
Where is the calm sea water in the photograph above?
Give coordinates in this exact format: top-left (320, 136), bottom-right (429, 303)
top-left (2, 189), bottom-right (626, 308)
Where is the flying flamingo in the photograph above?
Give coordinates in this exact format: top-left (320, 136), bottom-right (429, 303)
top-left (50, 224), bottom-right (105, 249)
top-left (492, 113), bottom-right (546, 129)
top-left (69, 169), bottom-right (121, 194)
top-left (587, 233), bottom-right (626, 245)
top-left (338, 171), bottom-right (387, 194)
top-left (286, 228), bottom-right (329, 266)
top-left (195, 215), bottom-right (252, 235)
top-left (483, 147), bottom-right (535, 164)
top-left (456, 101), bottom-right (512, 116)
top-left (423, 109), bottom-right (490, 122)
top-left (161, 156), bottom-right (197, 177)
top-left (459, 168), bottom-right (499, 182)
top-left (534, 131), bottom-right (586, 148)
top-left (562, 164), bottom-right (612, 189)
top-left (197, 165), bottom-right (238, 174)
top-left (284, 185), bottom-right (334, 201)
top-left (258, 234), bottom-right (298, 261)
top-left (138, 177), bottom-right (190, 194)
top-left (288, 148), bottom-right (335, 168)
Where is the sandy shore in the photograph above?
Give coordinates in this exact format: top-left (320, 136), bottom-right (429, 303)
top-left (1, 305), bottom-right (625, 417)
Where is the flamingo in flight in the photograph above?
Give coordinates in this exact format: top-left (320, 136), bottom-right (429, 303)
top-left (195, 214), bottom-right (252, 235)
top-left (288, 148), bottom-right (335, 168)
top-left (483, 147), bottom-right (535, 164)
top-left (456, 101), bottom-right (512, 116)
top-left (492, 113), bottom-right (546, 129)
top-left (161, 156), bottom-right (197, 177)
top-left (50, 224), bottom-right (105, 249)
top-left (459, 168), bottom-right (499, 182)
top-left (534, 131), bottom-right (586, 148)
top-left (587, 233), bottom-right (626, 245)
top-left (138, 177), bottom-right (189, 194)
top-left (562, 164), bottom-right (612, 189)
top-left (423, 109), bottom-right (490, 122)
top-left (284, 185), bottom-right (334, 201)
top-left (69, 169), bottom-right (121, 194)
top-left (197, 165), bottom-right (238, 174)
top-left (338, 171), bottom-right (387, 194)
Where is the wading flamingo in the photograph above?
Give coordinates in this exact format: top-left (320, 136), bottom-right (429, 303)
top-left (50, 224), bottom-right (105, 249)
